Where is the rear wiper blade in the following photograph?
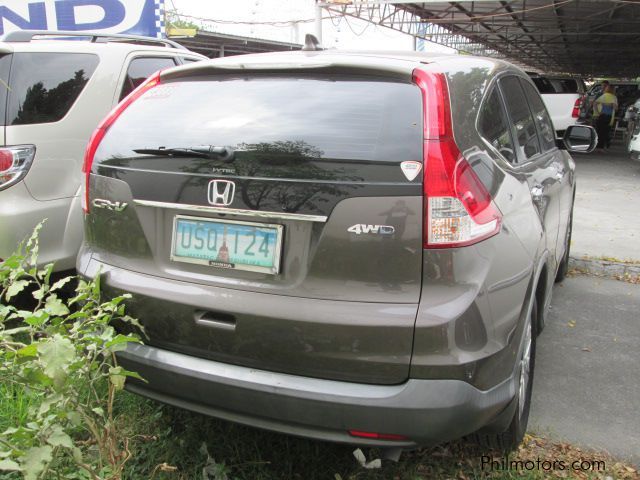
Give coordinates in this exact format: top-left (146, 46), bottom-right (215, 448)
top-left (133, 145), bottom-right (235, 161)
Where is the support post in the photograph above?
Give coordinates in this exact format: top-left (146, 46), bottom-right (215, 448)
top-left (315, 2), bottom-right (323, 44)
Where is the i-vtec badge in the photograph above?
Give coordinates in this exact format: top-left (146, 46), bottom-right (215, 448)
top-left (347, 224), bottom-right (395, 235)
top-left (92, 199), bottom-right (128, 212)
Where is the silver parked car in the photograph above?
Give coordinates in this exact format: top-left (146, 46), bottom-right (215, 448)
top-left (77, 48), bottom-right (596, 452)
top-left (0, 30), bottom-right (204, 270)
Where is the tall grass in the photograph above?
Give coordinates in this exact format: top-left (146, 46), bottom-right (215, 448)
top-left (1, 386), bottom-right (630, 479)
top-left (0, 383), bottom-right (37, 433)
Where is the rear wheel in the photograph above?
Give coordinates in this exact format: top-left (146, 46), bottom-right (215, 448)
top-left (475, 299), bottom-right (537, 452)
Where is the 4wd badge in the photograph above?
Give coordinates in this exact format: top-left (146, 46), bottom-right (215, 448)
top-left (347, 224), bottom-right (395, 235)
top-left (400, 161), bottom-right (422, 181)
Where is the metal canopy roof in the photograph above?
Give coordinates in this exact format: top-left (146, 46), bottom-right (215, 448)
top-left (323, 1), bottom-right (640, 78)
top-left (169, 30), bottom-right (301, 58)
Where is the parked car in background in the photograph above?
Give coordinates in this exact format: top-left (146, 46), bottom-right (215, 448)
top-left (78, 48), bottom-right (596, 452)
top-left (0, 30), bottom-right (205, 270)
top-left (627, 98), bottom-right (640, 160)
top-left (528, 73), bottom-right (586, 136)
top-left (583, 81), bottom-right (640, 124)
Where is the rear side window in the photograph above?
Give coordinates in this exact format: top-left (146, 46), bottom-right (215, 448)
top-left (7, 53), bottom-right (99, 125)
top-left (99, 75), bottom-right (423, 163)
top-left (0, 54), bottom-right (11, 126)
top-left (532, 77), bottom-right (580, 94)
top-left (549, 79), bottom-right (579, 93)
top-left (531, 77), bottom-right (555, 94)
top-left (478, 87), bottom-right (515, 164)
top-left (119, 57), bottom-right (177, 101)
top-left (500, 76), bottom-right (541, 162)
top-left (520, 80), bottom-right (557, 151)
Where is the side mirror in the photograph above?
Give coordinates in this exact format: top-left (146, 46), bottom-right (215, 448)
top-left (562, 125), bottom-right (598, 153)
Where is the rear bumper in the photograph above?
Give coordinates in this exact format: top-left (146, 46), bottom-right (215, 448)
top-left (119, 342), bottom-right (515, 447)
top-left (78, 246), bottom-right (522, 447)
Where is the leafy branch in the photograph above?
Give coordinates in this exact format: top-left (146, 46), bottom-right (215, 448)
top-left (0, 223), bottom-right (146, 480)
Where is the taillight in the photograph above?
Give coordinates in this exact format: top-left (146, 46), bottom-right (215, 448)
top-left (82, 71), bottom-right (162, 213)
top-left (412, 69), bottom-right (501, 249)
top-left (571, 97), bottom-right (582, 118)
top-left (0, 145), bottom-right (37, 192)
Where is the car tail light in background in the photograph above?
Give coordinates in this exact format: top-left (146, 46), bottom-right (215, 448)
top-left (0, 145), bottom-right (36, 192)
top-left (82, 71), bottom-right (162, 213)
top-left (412, 69), bottom-right (502, 249)
top-left (572, 97), bottom-right (583, 118)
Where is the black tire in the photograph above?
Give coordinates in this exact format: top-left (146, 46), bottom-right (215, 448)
top-left (555, 206), bottom-right (573, 283)
top-left (474, 299), bottom-right (537, 452)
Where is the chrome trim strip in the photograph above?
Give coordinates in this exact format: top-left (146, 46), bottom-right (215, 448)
top-left (133, 199), bottom-right (328, 223)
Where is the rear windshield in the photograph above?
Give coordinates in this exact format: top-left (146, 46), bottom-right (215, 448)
top-left (532, 77), bottom-right (580, 94)
top-left (5, 53), bottom-right (99, 126)
top-left (96, 75), bottom-right (423, 162)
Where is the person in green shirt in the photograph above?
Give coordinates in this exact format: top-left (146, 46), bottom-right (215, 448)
top-left (593, 85), bottom-right (618, 149)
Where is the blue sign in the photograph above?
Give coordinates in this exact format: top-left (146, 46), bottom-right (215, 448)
top-left (0, 0), bottom-right (165, 38)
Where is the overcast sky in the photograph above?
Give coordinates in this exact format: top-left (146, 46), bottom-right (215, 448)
top-left (169, 0), bottom-right (453, 53)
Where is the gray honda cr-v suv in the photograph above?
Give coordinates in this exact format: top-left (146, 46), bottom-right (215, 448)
top-left (77, 48), bottom-right (596, 452)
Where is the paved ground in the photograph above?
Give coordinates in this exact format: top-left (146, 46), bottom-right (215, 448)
top-left (572, 143), bottom-right (640, 262)
top-left (530, 274), bottom-right (640, 466)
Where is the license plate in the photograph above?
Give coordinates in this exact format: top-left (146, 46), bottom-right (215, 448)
top-left (171, 215), bottom-right (283, 274)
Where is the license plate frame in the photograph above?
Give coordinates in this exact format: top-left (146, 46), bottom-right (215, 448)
top-left (170, 214), bottom-right (284, 275)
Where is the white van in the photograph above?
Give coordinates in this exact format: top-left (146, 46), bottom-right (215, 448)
top-left (529, 74), bottom-right (586, 136)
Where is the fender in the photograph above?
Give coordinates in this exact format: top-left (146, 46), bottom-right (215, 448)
top-left (529, 249), bottom-right (551, 336)
top-left (482, 249), bottom-right (550, 434)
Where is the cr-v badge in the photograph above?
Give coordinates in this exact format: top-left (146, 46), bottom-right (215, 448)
top-left (400, 161), bottom-right (422, 181)
top-left (92, 199), bottom-right (128, 212)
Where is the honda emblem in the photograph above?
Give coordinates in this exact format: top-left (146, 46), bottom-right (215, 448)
top-left (207, 180), bottom-right (235, 206)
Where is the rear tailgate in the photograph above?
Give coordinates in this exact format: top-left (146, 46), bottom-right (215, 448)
top-left (87, 64), bottom-right (424, 384)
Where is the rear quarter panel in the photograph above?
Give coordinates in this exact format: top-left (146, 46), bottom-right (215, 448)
top-left (409, 58), bottom-right (544, 388)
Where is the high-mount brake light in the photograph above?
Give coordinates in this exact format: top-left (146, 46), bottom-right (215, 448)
top-left (412, 68), bottom-right (502, 248)
top-left (81, 71), bottom-right (162, 213)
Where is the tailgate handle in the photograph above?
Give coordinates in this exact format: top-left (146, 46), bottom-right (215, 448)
top-left (194, 310), bottom-right (236, 331)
